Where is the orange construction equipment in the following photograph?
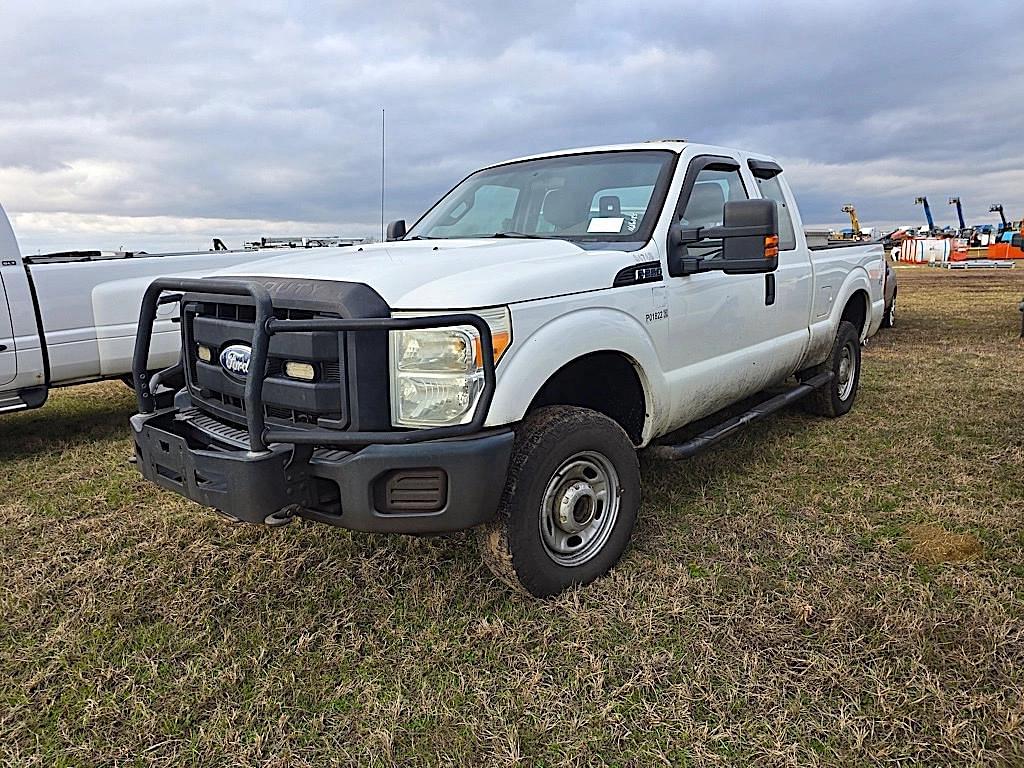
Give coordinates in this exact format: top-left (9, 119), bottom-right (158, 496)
top-left (986, 225), bottom-right (1024, 259)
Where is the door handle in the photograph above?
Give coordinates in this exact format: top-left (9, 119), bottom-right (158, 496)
top-left (765, 274), bottom-right (776, 306)
top-left (0, 344), bottom-right (7, 352)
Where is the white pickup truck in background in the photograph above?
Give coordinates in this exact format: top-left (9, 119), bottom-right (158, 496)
top-left (0, 207), bottom-right (351, 413)
top-left (129, 141), bottom-right (885, 596)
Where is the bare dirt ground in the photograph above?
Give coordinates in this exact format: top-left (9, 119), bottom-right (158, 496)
top-left (1, 266), bottom-right (1022, 766)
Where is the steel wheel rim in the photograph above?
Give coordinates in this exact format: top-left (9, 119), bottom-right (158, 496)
top-left (539, 450), bottom-right (621, 567)
top-left (837, 342), bottom-right (857, 400)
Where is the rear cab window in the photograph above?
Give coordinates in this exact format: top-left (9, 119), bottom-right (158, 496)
top-left (748, 159), bottom-right (796, 250)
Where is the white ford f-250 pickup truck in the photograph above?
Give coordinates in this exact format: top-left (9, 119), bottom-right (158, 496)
top-left (0, 207), bottom-right (349, 414)
top-left (130, 141), bottom-right (884, 596)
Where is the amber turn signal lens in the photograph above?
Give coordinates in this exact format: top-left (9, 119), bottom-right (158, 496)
top-left (764, 235), bottom-right (780, 258)
top-left (197, 344), bottom-right (212, 362)
top-left (472, 330), bottom-right (511, 367)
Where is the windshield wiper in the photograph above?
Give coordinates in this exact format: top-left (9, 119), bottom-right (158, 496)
top-left (487, 232), bottom-right (551, 239)
top-left (405, 235), bottom-right (443, 240)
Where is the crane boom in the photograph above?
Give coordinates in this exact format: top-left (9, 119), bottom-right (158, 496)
top-left (840, 204), bottom-right (861, 238)
top-left (990, 204), bottom-right (1008, 229)
top-left (948, 197), bottom-right (965, 230)
top-left (914, 196), bottom-right (934, 232)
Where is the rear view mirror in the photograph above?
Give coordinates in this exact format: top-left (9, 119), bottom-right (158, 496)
top-left (386, 219), bottom-right (406, 241)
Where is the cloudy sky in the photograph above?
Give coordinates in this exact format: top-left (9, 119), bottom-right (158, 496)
top-left (2, 0), bottom-right (1022, 253)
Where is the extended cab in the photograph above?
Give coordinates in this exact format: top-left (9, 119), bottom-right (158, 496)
top-left (129, 142), bottom-right (885, 596)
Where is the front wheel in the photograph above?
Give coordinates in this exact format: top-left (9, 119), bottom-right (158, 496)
top-left (477, 406), bottom-right (640, 597)
top-left (800, 320), bottom-right (862, 418)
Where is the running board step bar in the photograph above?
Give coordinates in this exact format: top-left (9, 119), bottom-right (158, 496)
top-left (647, 371), bottom-right (834, 461)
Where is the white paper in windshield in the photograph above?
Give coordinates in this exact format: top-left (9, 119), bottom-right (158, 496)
top-left (587, 217), bottom-right (625, 233)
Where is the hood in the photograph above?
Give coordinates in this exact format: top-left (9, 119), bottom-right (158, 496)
top-left (211, 239), bottom-right (638, 309)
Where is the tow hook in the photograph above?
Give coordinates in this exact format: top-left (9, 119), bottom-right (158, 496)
top-left (264, 506), bottom-right (298, 527)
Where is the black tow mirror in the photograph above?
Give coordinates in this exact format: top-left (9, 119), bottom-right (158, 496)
top-left (711, 199), bottom-right (779, 274)
top-left (386, 219), bottom-right (406, 241)
top-left (667, 199), bottom-right (779, 276)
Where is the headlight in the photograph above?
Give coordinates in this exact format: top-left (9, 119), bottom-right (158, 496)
top-left (390, 306), bottom-right (511, 427)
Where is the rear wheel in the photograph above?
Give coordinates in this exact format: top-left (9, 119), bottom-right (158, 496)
top-left (800, 320), bottom-right (861, 417)
top-left (477, 406), bottom-right (640, 597)
top-left (881, 293), bottom-right (896, 328)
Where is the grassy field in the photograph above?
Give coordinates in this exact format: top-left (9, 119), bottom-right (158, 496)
top-left (1, 267), bottom-right (1022, 766)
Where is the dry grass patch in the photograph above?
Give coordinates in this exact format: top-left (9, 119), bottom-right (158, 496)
top-left (1, 266), bottom-right (1023, 766)
top-left (907, 523), bottom-right (984, 565)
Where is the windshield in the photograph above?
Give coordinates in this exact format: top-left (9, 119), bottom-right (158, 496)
top-left (405, 150), bottom-right (676, 242)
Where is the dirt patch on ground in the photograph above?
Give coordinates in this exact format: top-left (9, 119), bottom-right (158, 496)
top-left (907, 523), bottom-right (984, 564)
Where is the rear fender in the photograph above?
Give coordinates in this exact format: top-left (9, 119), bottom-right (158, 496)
top-left (806, 267), bottom-right (874, 367)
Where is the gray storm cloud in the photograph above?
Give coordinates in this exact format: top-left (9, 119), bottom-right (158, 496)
top-left (1, 0), bottom-right (1022, 252)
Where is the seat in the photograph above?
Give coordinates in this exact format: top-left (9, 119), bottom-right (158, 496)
top-left (598, 195), bottom-right (622, 217)
top-left (542, 188), bottom-right (591, 232)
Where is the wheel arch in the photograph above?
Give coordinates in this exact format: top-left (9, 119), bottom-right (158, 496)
top-left (484, 307), bottom-right (667, 445)
top-left (840, 287), bottom-right (871, 338)
top-left (527, 351), bottom-right (648, 445)
top-left (804, 268), bottom-right (876, 367)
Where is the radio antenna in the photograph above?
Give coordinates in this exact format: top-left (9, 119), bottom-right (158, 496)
top-left (380, 107), bottom-right (385, 241)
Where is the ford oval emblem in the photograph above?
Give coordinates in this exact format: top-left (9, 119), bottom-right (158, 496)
top-left (219, 344), bottom-right (252, 377)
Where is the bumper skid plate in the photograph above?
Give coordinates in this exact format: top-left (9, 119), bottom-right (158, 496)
top-left (133, 415), bottom-right (303, 524)
top-left (131, 411), bottom-right (514, 534)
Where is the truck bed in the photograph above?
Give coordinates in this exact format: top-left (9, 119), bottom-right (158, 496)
top-left (26, 248), bottom-right (279, 385)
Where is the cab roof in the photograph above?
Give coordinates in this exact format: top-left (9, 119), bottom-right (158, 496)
top-left (482, 141), bottom-right (779, 170)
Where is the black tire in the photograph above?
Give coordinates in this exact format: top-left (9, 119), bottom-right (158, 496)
top-left (476, 406), bottom-right (640, 597)
top-left (881, 292), bottom-right (896, 328)
top-left (799, 320), bottom-right (861, 418)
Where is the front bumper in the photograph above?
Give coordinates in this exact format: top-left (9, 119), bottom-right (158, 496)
top-left (131, 409), bottom-right (514, 533)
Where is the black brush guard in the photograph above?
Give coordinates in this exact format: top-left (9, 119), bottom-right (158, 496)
top-left (132, 277), bottom-right (498, 452)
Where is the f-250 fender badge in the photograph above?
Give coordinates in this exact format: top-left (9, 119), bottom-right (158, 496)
top-left (613, 260), bottom-right (662, 287)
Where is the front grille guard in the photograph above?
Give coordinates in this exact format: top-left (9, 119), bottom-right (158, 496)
top-left (133, 277), bottom-right (497, 453)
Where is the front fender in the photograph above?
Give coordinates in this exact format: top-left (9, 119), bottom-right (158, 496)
top-left (485, 306), bottom-right (668, 444)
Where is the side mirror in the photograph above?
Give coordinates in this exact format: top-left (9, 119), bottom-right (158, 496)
top-left (386, 219), bottom-right (406, 241)
top-left (713, 199), bottom-right (779, 275)
top-left (667, 199), bottom-right (779, 276)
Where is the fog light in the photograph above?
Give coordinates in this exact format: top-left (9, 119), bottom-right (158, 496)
top-left (197, 344), bottom-right (212, 362)
top-left (284, 361), bottom-right (316, 381)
